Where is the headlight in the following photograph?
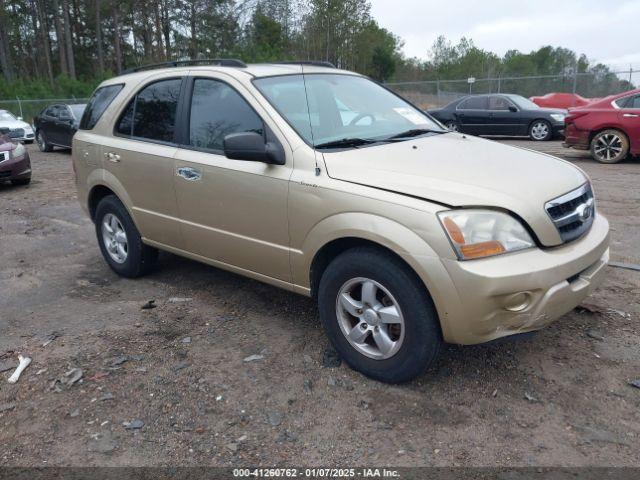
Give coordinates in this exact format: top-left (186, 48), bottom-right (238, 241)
top-left (10, 142), bottom-right (26, 160)
top-left (438, 209), bottom-right (535, 260)
top-left (550, 113), bottom-right (565, 123)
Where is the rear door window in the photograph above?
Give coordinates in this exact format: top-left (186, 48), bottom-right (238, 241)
top-left (116, 78), bottom-right (182, 143)
top-left (80, 84), bottom-right (123, 130)
top-left (458, 96), bottom-right (488, 110)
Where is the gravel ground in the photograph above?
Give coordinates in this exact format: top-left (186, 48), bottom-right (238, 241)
top-left (0, 141), bottom-right (638, 467)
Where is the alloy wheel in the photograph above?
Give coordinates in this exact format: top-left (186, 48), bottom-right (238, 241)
top-left (446, 122), bottom-right (459, 132)
top-left (101, 213), bottom-right (128, 264)
top-left (593, 133), bottom-right (623, 162)
top-left (335, 277), bottom-right (405, 360)
top-left (36, 132), bottom-right (45, 150)
top-left (530, 121), bottom-right (550, 140)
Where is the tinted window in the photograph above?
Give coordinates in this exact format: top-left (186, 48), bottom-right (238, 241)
top-left (189, 79), bottom-right (263, 151)
top-left (458, 96), bottom-right (488, 110)
top-left (58, 107), bottom-right (72, 119)
top-left (627, 96), bottom-right (640, 108)
top-left (80, 85), bottom-right (122, 130)
top-left (488, 96), bottom-right (512, 110)
top-left (44, 106), bottom-right (58, 117)
top-left (116, 79), bottom-right (182, 142)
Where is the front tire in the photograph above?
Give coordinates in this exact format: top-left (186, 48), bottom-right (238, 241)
top-left (529, 120), bottom-right (552, 141)
top-left (318, 247), bottom-right (442, 383)
top-left (445, 121), bottom-right (459, 132)
top-left (94, 195), bottom-right (158, 278)
top-left (590, 129), bottom-right (629, 164)
top-left (36, 131), bottom-right (53, 152)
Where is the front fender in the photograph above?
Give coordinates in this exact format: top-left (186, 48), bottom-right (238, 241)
top-left (291, 212), bottom-right (461, 339)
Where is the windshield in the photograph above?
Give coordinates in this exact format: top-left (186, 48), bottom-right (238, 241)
top-left (254, 74), bottom-right (444, 148)
top-left (0, 111), bottom-right (17, 121)
top-left (70, 105), bottom-right (86, 119)
top-left (508, 95), bottom-right (540, 110)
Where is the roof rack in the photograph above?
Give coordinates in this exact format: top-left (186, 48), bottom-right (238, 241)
top-left (122, 58), bottom-right (247, 74)
top-left (276, 61), bottom-right (336, 68)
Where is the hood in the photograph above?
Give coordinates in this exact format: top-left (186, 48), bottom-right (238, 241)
top-left (0, 135), bottom-right (16, 151)
top-left (537, 107), bottom-right (568, 115)
top-left (0, 119), bottom-right (31, 130)
top-left (322, 133), bottom-right (587, 246)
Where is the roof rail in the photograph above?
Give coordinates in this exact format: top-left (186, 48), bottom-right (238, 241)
top-left (276, 61), bottom-right (336, 68)
top-left (122, 58), bottom-right (247, 74)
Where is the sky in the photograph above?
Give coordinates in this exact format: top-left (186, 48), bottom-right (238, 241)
top-left (369, 0), bottom-right (640, 69)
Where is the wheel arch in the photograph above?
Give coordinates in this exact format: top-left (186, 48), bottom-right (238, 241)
top-left (588, 126), bottom-right (630, 145)
top-left (87, 171), bottom-right (136, 223)
top-left (528, 117), bottom-right (552, 130)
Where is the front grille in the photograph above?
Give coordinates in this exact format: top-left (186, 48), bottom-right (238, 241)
top-left (8, 128), bottom-right (25, 138)
top-left (545, 183), bottom-right (595, 243)
top-left (0, 171), bottom-right (11, 178)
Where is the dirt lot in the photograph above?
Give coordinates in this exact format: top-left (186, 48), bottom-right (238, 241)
top-left (0, 140), bottom-right (639, 467)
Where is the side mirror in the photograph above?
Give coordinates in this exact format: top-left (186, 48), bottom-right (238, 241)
top-left (223, 132), bottom-right (285, 165)
top-left (17, 116), bottom-right (23, 121)
top-left (508, 106), bottom-right (518, 113)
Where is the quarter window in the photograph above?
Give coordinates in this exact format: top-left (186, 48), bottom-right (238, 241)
top-left (80, 84), bottom-right (123, 130)
top-left (116, 78), bottom-right (182, 143)
top-left (189, 79), bottom-right (264, 151)
top-left (458, 96), bottom-right (488, 110)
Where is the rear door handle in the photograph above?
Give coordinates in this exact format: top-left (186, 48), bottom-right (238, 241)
top-left (623, 113), bottom-right (639, 118)
top-left (176, 166), bottom-right (202, 181)
top-left (104, 152), bottom-right (121, 163)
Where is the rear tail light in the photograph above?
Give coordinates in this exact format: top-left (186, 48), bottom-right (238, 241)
top-left (565, 111), bottom-right (589, 124)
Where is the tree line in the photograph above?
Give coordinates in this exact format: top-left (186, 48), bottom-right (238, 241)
top-left (0, 0), bottom-right (633, 99)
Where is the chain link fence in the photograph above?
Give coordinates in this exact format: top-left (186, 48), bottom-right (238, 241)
top-left (387, 69), bottom-right (639, 110)
top-left (1, 69), bottom-right (638, 121)
top-left (0, 97), bottom-right (89, 125)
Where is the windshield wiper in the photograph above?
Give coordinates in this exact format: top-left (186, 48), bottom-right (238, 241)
top-left (385, 128), bottom-right (447, 140)
top-left (314, 137), bottom-right (378, 149)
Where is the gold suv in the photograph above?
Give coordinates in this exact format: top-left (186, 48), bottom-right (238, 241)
top-left (73, 60), bottom-right (610, 383)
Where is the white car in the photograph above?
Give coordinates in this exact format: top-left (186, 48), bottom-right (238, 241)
top-left (0, 110), bottom-right (35, 143)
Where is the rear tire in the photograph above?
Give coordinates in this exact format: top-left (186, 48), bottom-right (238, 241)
top-left (94, 195), bottom-right (158, 278)
top-left (590, 129), bottom-right (629, 164)
top-left (529, 120), bottom-right (552, 141)
top-left (36, 131), bottom-right (53, 152)
top-left (318, 247), bottom-right (442, 383)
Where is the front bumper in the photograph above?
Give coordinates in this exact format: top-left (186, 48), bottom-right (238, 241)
top-left (431, 213), bottom-right (609, 345)
top-left (0, 152), bottom-right (31, 181)
top-left (551, 123), bottom-right (565, 137)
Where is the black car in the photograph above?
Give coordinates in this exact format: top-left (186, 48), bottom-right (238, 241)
top-left (33, 103), bottom-right (86, 152)
top-left (428, 94), bottom-right (566, 141)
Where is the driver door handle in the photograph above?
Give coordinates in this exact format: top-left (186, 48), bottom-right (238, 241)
top-left (176, 166), bottom-right (202, 181)
top-left (623, 113), bottom-right (638, 118)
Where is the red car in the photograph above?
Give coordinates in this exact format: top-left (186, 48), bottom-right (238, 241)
top-left (563, 88), bottom-right (640, 163)
top-left (0, 134), bottom-right (31, 186)
top-left (531, 92), bottom-right (595, 110)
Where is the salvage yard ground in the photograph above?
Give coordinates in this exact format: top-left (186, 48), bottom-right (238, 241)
top-left (0, 141), bottom-right (639, 467)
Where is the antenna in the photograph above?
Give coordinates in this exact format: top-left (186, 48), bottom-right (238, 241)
top-left (300, 64), bottom-right (322, 176)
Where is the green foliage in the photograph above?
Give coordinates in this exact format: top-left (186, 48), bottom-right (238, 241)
top-left (0, 0), bottom-right (633, 98)
top-left (0, 75), bottom-right (102, 99)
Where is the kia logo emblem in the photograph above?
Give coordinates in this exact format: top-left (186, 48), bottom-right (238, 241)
top-left (576, 203), bottom-right (592, 222)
